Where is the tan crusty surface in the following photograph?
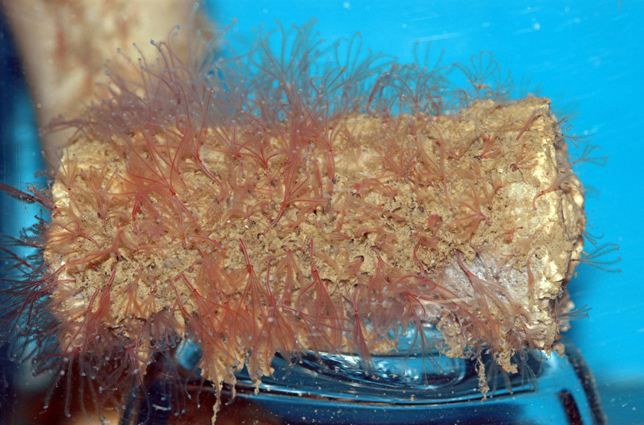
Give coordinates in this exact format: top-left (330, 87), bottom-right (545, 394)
top-left (44, 96), bottom-right (584, 390)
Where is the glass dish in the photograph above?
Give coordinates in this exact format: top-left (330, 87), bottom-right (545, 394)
top-left (170, 324), bottom-right (605, 424)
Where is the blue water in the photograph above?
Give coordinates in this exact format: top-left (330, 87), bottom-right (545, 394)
top-left (2, 0), bottom-right (644, 423)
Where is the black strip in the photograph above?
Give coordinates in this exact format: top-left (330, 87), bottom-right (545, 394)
top-left (559, 390), bottom-right (583, 425)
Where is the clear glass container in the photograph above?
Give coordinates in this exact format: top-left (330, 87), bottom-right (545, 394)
top-left (224, 325), bottom-right (605, 425)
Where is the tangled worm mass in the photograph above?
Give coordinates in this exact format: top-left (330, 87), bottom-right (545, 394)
top-left (1, 23), bottom-right (585, 420)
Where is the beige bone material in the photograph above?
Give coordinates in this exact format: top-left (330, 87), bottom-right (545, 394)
top-left (45, 96), bottom-right (584, 397)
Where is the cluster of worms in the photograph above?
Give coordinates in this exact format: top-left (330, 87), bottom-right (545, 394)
top-left (0, 23), bottom-right (592, 420)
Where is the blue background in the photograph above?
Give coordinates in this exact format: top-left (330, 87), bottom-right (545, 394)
top-left (2, 0), bottom-right (643, 422)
